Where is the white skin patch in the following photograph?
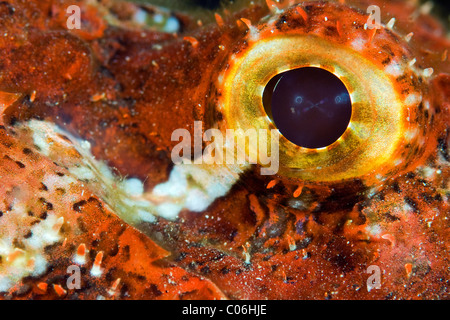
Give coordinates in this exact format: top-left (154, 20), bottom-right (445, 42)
top-left (365, 223), bottom-right (383, 236)
top-left (384, 60), bottom-right (405, 77)
top-left (151, 162), bottom-right (245, 220)
top-left (123, 178), bottom-right (145, 197)
top-left (417, 166), bottom-right (436, 180)
top-left (32, 120), bottom-right (244, 222)
top-left (404, 93), bottom-right (422, 106)
top-left (0, 203), bottom-right (60, 292)
top-left (351, 37), bottom-right (367, 52)
top-left (404, 129), bottom-right (419, 140)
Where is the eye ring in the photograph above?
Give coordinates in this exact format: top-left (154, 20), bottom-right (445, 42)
top-left (215, 26), bottom-right (426, 184)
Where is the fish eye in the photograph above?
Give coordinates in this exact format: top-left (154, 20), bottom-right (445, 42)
top-left (216, 2), bottom-right (433, 185)
top-left (263, 67), bottom-right (352, 149)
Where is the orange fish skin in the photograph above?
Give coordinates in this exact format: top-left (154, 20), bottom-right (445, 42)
top-left (0, 0), bottom-right (449, 300)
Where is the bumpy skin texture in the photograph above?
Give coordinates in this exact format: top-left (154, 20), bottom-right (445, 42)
top-left (0, 0), bottom-right (449, 299)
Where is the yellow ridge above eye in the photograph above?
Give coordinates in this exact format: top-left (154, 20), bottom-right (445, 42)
top-left (214, 2), bottom-right (432, 185)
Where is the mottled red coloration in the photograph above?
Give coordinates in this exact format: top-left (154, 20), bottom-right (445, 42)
top-left (0, 0), bottom-right (449, 300)
top-left (0, 124), bottom-right (225, 299)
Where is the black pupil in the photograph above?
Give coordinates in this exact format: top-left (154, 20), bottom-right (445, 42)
top-left (263, 67), bottom-right (352, 149)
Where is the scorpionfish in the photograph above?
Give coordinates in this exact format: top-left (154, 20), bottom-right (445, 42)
top-left (0, 0), bottom-right (449, 300)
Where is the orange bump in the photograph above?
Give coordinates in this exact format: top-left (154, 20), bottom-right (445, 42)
top-left (111, 278), bottom-right (121, 291)
top-left (287, 235), bottom-right (296, 251)
top-left (240, 18), bottom-right (252, 30)
top-left (91, 251), bottom-right (104, 276)
top-left (37, 282), bottom-right (48, 292)
top-left (75, 243), bottom-right (87, 265)
top-left (29, 90), bottom-right (37, 103)
top-left (7, 248), bottom-right (25, 263)
top-left (265, 0), bottom-right (277, 11)
top-left (405, 32), bottom-right (414, 42)
top-left (293, 185), bottom-right (304, 198)
top-left (94, 251), bottom-right (104, 267)
top-left (368, 28), bottom-right (377, 43)
top-left (183, 36), bottom-right (199, 48)
top-left (108, 278), bottom-right (121, 296)
top-left (373, 251), bottom-right (380, 260)
top-left (236, 19), bottom-right (245, 29)
top-left (405, 263), bottom-right (413, 278)
top-left (77, 243), bottom-right (86, 256)
top-left (52, 216), bottom-right (64, 232)
top-left (242, 242), bottom-right (251, 264)
top-left (53, 284), bottom-right (67, 297)
top-left (27, 257), bottom-right (36, 270)
top-left (267, 179), bottom-right (278, 189)
top-left (381, 233), bottom-right (396, 247)
top-left (281, 270), bottom-right (287, 283)
top-left (215, 13), bottom-right (224, 28)
top-left (295, 7), bottom-right (308, 22)
top-left (336, 20), bottom-right (343, 37)
top-left (91, 93), bottom-right (106, 102)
